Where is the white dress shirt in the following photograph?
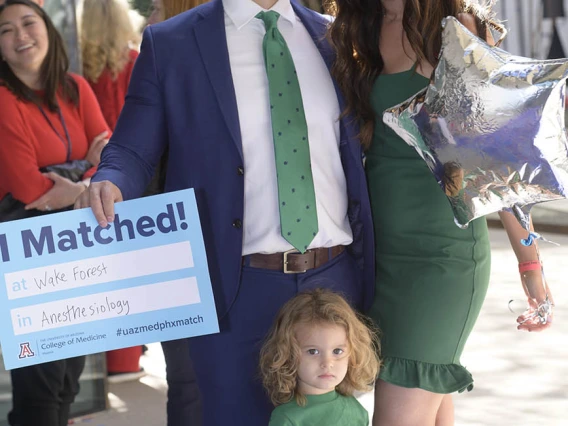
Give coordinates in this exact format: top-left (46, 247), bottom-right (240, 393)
top-left (223, 0), bottom-right (353, 255)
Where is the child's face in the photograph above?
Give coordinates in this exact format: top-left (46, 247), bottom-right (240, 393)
top-left (295, 322), bottom-right (349, 396)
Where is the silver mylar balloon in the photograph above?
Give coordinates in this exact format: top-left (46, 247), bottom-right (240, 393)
top-left (383, 16), bottom-right (568, 239)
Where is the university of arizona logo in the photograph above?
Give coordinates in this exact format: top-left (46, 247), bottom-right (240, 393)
top-left (18, 342), bottom-right (35, 359)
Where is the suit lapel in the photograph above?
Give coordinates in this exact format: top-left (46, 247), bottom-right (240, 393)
top-left (194, 0), bottom-right (243, 159)
top-left (292, 2), bottom-right (362, 160)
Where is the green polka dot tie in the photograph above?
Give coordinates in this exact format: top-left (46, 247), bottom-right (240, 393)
top-left (257, 10), bottom-right (318, 254)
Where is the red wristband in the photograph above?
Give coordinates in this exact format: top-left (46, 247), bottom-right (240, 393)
top-left (518, 260), bottom-right (541, 273)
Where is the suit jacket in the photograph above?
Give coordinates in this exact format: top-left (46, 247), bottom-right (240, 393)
top-left (92, 0), bottom-right (375, 317)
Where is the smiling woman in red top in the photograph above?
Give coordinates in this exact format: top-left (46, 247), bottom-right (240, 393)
top-left (0, 1), bottom-right (110, 425)
top-left (0, 0), bottom-right (110, 214)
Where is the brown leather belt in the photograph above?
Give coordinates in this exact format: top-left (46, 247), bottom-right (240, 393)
top-left (243, 246), bottom-right (345, 274)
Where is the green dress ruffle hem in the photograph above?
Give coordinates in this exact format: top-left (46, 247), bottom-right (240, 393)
top-left (379, 356), bottom-right (474, 394)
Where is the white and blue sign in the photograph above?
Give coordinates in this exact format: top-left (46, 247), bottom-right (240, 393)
top-left (0, 189), bottom-right (218, 369)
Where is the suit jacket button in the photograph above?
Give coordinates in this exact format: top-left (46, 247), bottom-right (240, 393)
top-left (237, 167), bottom-right (244, 176)
top-left (232, 219), bottom-right (242, 229)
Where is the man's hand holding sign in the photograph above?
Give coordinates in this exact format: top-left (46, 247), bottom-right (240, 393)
top-left (75, 180), bottom-right (123, 228)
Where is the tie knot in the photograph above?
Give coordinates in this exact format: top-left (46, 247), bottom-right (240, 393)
top-left (256, 10), bottom-right (280, 31)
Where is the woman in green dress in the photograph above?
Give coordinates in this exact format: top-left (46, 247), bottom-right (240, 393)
top-left (327, 1), bottom-right (554, 425)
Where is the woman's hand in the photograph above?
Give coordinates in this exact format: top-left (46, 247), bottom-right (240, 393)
top-left (24, 172), bottom-right (87, 212)
top-left (85, 131), bottom-right (109, 166)
top-left (516, 268), bottom-right (554, 332)
top-left (498, 211), bottom-right (554, 332)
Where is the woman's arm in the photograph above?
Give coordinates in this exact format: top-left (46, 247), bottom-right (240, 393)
top-left (24, 79), bottom-right (111, 210)
top-left (458, 13), bottom-right (552, 331)
top-left (25, 172), bottom-right (87, 212)
top-left (75, 74), bottom-right (112, 142)
top-left (499, 211), bottom-right (551, 331)
top-left (73, 75), bottom-right (112, 178)
top-left (498, 211), bottom-right (539, 262)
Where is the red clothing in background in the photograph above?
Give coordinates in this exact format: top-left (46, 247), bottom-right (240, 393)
top-left (87, 49), bottom-right (139, 130)
top-left (0, 74), bottom-right (111, 204)
top-left (86, 49), bottom-right (142, 374)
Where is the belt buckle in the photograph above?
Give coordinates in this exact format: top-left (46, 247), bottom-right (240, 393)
top-left (283, 248), bottom-right (306, 274)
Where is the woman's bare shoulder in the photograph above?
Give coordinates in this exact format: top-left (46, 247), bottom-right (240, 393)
top-left (456, 12), bottom-right (496, 45)
top-left (456, 12), bottom-right (479, 35)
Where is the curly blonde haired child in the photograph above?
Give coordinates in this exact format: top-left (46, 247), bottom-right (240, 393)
top-left (260, 289), bottom-right (381, 425)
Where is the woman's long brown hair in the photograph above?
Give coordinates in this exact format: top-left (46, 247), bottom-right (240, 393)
top-left (325, 0), bottom-right (502, 149)
top-left (0, 0), bottom-right (78, 112)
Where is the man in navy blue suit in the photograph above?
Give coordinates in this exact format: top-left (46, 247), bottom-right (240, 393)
top-left (76, 0), bottom-right (374, 424)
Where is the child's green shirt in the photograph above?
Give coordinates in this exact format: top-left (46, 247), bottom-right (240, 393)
top-left (268, 391), bottom-right (368, 426)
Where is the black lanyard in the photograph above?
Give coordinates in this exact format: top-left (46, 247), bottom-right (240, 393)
top-left (38, 105), bottom-right (72, 162)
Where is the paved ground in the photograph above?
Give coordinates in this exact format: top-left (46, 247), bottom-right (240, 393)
top-left (530, 199), bottom-right (568, 226)
top-left (70, 227), bottom-right (568, 426)
top-left (452, 230), bottom-right (568, 426)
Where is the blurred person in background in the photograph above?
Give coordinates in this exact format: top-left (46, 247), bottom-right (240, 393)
top-left (0, 1), bottom-right (110, 425)
top-left (148, 0), bottom-right (215, 25)
top-left (163, 0), bottom-right (208, 19)
top-left (300, 0), bottom-right (321, 12)
top-left (81, 0), bottom-right (139, 131)
top-left (145, 3), bottom-right (208, 426)
top-left (80, 0), bottom-right (143, 378)
top-left (147, 0), bottom-right (164, 24)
